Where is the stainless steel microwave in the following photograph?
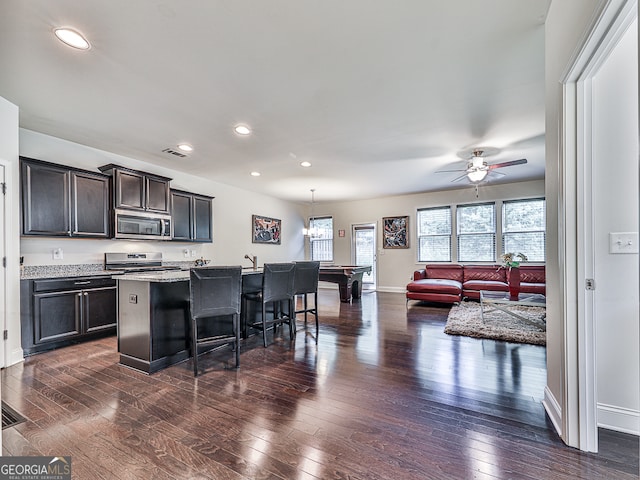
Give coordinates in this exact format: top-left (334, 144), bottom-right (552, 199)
top-left (114, 209), bottom-right (172, 240)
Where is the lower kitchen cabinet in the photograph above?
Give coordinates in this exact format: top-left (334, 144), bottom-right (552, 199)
top-left (21, 276), bottom-right (117, 355)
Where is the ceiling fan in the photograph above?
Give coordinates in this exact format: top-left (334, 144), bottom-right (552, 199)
top-left (438, 149), bottom-right (527, 183)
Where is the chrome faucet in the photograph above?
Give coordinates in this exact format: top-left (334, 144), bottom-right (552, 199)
top-left (244, 254), bottom-right (257, 270)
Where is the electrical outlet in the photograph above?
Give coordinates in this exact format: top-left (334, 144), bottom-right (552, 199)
top-left (52, 248), bottom-right (63, 260)
top-left (183, 249), bottom-right (190, 258)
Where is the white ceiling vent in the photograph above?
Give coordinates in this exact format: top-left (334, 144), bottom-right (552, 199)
top-left (162, 148), bottom-right (187, 158)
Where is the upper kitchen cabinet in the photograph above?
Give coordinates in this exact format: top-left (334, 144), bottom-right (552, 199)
top-left (170, 189), bottom-right (213, 243)
top-left (21, 157), bottom-right (110, 238)
top-left (99, 164), bottom-right (171, 214)
top-left (71, 171), bottom-right (111, 237)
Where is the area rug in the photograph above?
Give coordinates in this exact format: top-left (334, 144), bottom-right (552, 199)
top-left (444, 301), bottom-right (546, 346)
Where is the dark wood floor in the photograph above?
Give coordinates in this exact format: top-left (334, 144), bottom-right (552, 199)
top-left (2, 291), bottom-right (638, 479)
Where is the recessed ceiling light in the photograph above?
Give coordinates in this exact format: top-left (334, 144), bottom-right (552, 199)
top-left (234, 124), bottom-right (251, 135)
top-left (300, 161), bottom-right (312, 168)
top-left (250, 171), bottom-right (261, 177)
top-left (177, 143), bottom-right (193, 152)
top-left (54, 27), bottom-right (91, 50)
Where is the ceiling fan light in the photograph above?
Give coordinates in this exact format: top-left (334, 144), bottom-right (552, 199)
top-left (467, 169), bottom-right (488, 182)
top-left (471, 157), bottom-right (484, 168)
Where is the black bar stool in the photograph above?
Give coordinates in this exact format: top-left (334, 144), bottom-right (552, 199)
top-left (294, 261), bottom-right (320, 342)
top-left (189, 266), bottom-right (242, 376)
top-left (244, 263), bottom-right (296, 347)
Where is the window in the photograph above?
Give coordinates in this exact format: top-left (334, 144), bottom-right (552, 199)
top-left (502, 198), bottom-right (546, 262)
top-left (417, 207), bottom-right (451, 262)
top-left (457, 203), bottom-right (495, 262)
top-left (310, 216), bottom-right (333, 262)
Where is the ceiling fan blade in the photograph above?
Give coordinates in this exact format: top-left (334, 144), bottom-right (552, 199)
top-left (451, 173), bottom-right (469, 183)
top-left (487, 170), bottom-right (506, 178)
top-left (487, 158), bottom-right (527, 170)
top-left (436, 168), bottom-right (467, 173)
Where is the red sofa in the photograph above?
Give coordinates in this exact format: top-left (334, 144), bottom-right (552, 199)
top-left (406, 264), bottom-right (545, 305)
top-left (406, 264), bottom-right (464, 304)
top-left (518, 265), bottom-right (546, 295)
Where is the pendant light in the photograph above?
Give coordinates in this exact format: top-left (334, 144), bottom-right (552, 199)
top-left (303, 189), bottom-right (316, 237)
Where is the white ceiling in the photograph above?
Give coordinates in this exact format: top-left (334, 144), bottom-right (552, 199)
top-left (0, 0), bottom-right (550, 203)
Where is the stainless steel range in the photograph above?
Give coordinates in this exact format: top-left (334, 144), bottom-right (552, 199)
top-left (104, 252), bottom-right (181, 273)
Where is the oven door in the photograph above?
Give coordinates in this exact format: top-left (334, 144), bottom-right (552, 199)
top-left (114, 209), bottom-right (172, 240)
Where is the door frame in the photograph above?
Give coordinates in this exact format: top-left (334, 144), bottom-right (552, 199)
top-left (0, 161), bottom-right (5, 369)
top-left (351, 222), bottom-right (377, 289)
top-left (559, 0), bottom-right (637, 452)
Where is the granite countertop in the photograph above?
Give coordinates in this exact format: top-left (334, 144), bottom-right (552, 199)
top-left (21, 261), bottom-right (196, 280)
top-left (21, 264), bottom-right (118, 280)
top-left (114, 267), bottom-right (263, 283)
top-left (113, 270), bottom-right (190, 283)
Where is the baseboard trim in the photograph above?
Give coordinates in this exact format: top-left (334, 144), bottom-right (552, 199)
top-left (318, 285), bottom-right (405, 294)
top-left (8, 347), bottom-right (24, 367)
top-left (376, 286), bottom-right (405, 293)
top-left (543, 386), bottom-right (563, 438)
top-left (597, 403), bottom-right (640, 435)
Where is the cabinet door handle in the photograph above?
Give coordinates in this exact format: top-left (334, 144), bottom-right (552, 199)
top-left (74, 281), bottom-right (91, 285)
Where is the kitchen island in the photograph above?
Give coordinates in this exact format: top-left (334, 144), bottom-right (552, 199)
top-left (115, 264), bottom-right (372, 373)
top-left (116, 269), bottom-right (262, 374)
top-left (117, 270), bottom-right (190, 373)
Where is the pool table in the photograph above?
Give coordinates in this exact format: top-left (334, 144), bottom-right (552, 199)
top-left (319, 265), bottom-right (372, 302)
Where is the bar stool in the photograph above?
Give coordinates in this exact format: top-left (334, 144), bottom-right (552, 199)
top-left (244, 263), bottom-right (296, 347)
top-left (294, 261), bottom-right (320, 342)
top-left (189, 266), bottom-right (242, 376)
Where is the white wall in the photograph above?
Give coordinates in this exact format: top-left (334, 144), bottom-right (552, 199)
top-left (0, 97), bottom-right (22, 368)
top-left (19, 129), bottom-right (306, 268)
top-left (592, 18), bottom-right (639, 434)
top-left (319, 180), bottom-right (544, 291)
top-left (545, 0), bottom-right (602, 446)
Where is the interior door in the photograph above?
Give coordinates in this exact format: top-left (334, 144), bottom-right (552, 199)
top-left (352, 224), bottom-right (376, 288)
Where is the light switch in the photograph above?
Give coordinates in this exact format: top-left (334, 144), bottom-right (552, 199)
top-left (609, 232), bottom-right (639, 254)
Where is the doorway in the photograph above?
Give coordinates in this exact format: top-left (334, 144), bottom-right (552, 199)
top-left (561, 0), bottom-right (638, 451)
top-left (352, 223), bottom-right (376, 289)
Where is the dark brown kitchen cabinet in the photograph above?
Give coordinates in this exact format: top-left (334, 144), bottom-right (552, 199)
top-left (170, 189), bottom-right (213, 242)
top-left (71, 171), bottom-right (110, 237)
top-left (99, 164), bottom-right (171, 214)
top-left (21, 157), bottom-right (110, 238)
top-left (171, 190), bottom-right (192, 240)
top-left (33, 290), bottom-right (81, 343)
top-left (20, 276), bottom-right (117, 356)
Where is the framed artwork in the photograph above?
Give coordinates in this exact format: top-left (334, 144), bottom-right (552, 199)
top-left (382, 216), bottom-right (409, 249)
top-left (338, 229), bottom-right (346, 237)
top-left (252, 215), bottom-right (281, 244)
